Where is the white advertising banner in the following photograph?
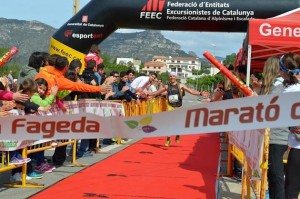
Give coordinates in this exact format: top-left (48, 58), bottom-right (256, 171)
top-left (0, 100), bottom-right (125, 151)
top-left (228, 129), bottom-right (264, 179)
top-left (0, 92), bottom-right (299, 141)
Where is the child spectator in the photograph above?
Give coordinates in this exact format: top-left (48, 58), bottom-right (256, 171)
top-left (11, 78), bottom-right (51, 181)
top-left (30, 78), bottom-right (58, 173)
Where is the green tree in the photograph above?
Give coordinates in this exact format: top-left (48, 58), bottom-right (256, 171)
top-left (194, 73), bottom-right (224, 92)
top-left (157, 72), bottom-right (169, 84)
top-left (139, 63), bottom-right (144, 72)
top-left (127, 61), bottom-right (134, 68)
top-left (213, 73), bottom-right (224, 85)
top-left (223, 53), bottom-right (237, 66)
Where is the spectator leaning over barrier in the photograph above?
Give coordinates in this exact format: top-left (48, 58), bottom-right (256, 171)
top-left (34, 55), bottom-right (111, 96)
top-left (130, 72), bottom-right (157, 98)
top-left (118, 71), bottom-right (138, 102)
top-left (34, 55), bottom-right (110, 164)
top-left (280, 52), bottom-right (300, 199)
top-left (148, 72), bottom-right (210, 146)
top-left (105, 71), bottom-right (129, 100)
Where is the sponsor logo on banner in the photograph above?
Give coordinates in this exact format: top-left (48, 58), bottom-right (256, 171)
top-left (140, 0), bottom-right (254, 21)
top-left (82, 15), bottom-right (88, 22)
top-left (184, 96), bottom-right (282, 128)
top-left (259, 22), bottom-right (300, 37)
top-left (66, 23), bottom-right (104, 28)
top-left (66, 15), bottom-right (104, 28)
top-left (49, 37), bottom-right (85, 61)
top-left (140, 0), bottom-right (165, 19)
top-left (0, 100), bottom-right (125, 140)
top-left (64, 30), bottom-right (73, 37)
top-left (64, 30), bottom-right (103, 39)
top-left (12, 117), bottom-right (100, 139)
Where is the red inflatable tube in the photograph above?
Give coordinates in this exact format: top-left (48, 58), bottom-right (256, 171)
top-left (0, 47), bottom-right (19, 67)
top-left (203, 51), bottom-right (253, 97)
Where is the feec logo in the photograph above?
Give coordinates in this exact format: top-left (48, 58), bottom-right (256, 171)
top-left (140, 0), bottom-right (165, 19)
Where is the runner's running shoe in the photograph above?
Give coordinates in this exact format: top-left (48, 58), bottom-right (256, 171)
top-left (175, 135), bottom-right (180, 143)
top-left (165, 137), bottom-right (171, 147)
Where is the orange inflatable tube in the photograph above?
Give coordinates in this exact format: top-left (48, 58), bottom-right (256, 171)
top-left (203, 51), bottom-right (253, 97)
top-left (0, 47), bottom-right (19, 67)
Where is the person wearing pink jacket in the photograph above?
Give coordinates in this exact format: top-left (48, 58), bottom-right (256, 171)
top-left (0, 88), bottom-right (29, 101)
top-left (84, 44), bottom-right (103, 67)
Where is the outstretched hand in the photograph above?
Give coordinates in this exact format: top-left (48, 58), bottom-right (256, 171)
top-left (0, 110), bottom-right (11, 117)
top-left (211, 88), bottom-right (224, 102)
top-left (13, 90), bottom-right (29, 102)
top-left (1, 101), bottom-right (15, 111)
top-left (50, 85), bottom-right (59, 96)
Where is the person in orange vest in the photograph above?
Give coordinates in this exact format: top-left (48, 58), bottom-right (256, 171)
top-left (34, 55), bottom-right (110, 97)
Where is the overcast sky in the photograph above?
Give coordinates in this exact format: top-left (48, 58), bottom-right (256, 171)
top-left (0, 0), bottom-right (246, 58)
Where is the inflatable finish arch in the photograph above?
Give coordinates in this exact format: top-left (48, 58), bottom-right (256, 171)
top-left (49, 0), bottom-right (300, 63)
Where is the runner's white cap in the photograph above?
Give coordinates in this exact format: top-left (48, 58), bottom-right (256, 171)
top-left (169, 72), bottom-right (176, 76)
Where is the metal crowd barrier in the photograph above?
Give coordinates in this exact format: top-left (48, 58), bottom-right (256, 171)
top-left (1, 139), bottom-right (79, 188)
top-left (0, 97), bottom-right (168, 188)
top-left (226, 128), bottom-right (288, 199)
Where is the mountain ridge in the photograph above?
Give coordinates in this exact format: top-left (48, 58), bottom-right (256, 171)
top-left (0, 18), bottom-right (220, 65)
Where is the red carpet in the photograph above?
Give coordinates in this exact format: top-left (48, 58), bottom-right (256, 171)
top-left (30, 134), bottom-right (220, 199)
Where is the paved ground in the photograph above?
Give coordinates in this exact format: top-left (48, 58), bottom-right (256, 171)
top-left (0, 139), bottom-right (243, 199)
top-left (0, 94), bottom-right (244, 199)
top-left (0, 140), bottom-right (140, 199)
